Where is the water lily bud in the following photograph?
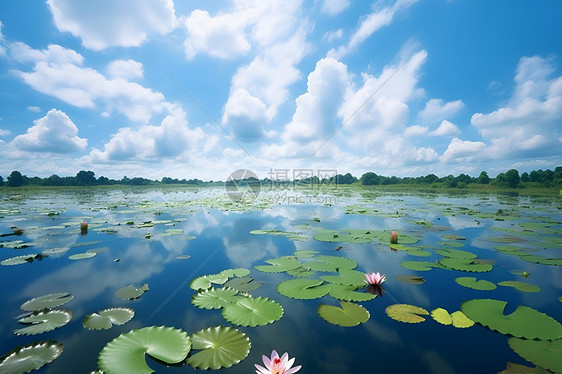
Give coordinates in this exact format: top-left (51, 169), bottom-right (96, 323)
top-left (390, 231), bottom-right (398, 244)
top-left (80, 221), bottom-right (88, 230)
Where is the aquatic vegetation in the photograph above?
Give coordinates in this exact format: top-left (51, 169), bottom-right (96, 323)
top-left (15, 310), bottom-right (72, 336)
top-left (497, 281), bottom-right (541, 293)
top-left (222, 297), bottom-right (284, 327)
top-left (390, 230), bottom-right (398, 244)
top-left (364, 272), bottom-right (386, 286)
top-left (186, 326), bottom-right (251, 370)
top-left (277, 278), bottom-right (331, 300)
top-left (114, 284), bottom-right (149, 300)
top-left (20, 293), bottom-right (74, 311)
top-left (385, 304), bottom-right (429, 323)
top-left (508, 338), bottom-right (562, 373)
top-left (455, 277), bottom-right (496, 291)
top-left (192, 287), bottom-right (240, 310)
top-left (255, 350), bottom-right (301, 374)
top-left (83, 308), bottom-right (135, 330)
top-left (430, 308), bottom-right (474, 328)
top-left (0, 341), bottom-right (63, 374)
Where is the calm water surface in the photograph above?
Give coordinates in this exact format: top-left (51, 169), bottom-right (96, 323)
top-left (0, 187), bottom-right (560, 373)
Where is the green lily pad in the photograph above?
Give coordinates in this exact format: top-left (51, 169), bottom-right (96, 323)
top-left (385, 304), bottom-right (429, 323)
top-left (498, 281), bottom-right (541, 293)
top-left (461, 299), bottom-right (562, 340)
top-left (219, 268), bottom-right (251, 278)
top-left (435, 248), bottom-right (477, 259)
top-left (189, 274), bottom-right (229, 291)
top-left (441, 234), bottom-right (466, 240)
top-left (437, 241), bottom-right (464, 248)
top-left (328, 284), bottom-right (377, 302)
top-left (0, 340), bottom-right (63, 374)
top-left (321, 269), bottom-right (368, 288)
top-left (15, 310), bottom-right (72, 336)
top-left (400, 261), bottom-right (442, 271)
top-left (317, 301), bottom-right (370, 327)
top-left (455, 277), bottom-right (497, 290)
top-left (223, 277), bottom-right (261, 293)
top-left (83, 308), bottom-right (135, 330)
top-left (186, 326), bottom-right (250, 370)
top-left (21, 293), bottom-right (74, 311)
top-left (287, 267), bottom-right (316, 277)
top-left (439, 257), bottom-right (493, 272)
top-left (99, 326), bottom-right (191, 374)
top-left (114, 284), bottom-right (149, 300)
top-left (293, 250), bottom-right (319, 258)
top-left (192, 287), bottom-right (239, 310)
top-left (1, 254), bottom-right (39, 266)
top-left (518, 255), bottom-right (562, 266)
top-left (71, 240), bottom-right (103, 248)
top-left (395, 275), bottom-right (425, 285)
top-left (254, 258), bottom-right (301, 273)
top-left (277, 278), bottom-right (331, 299)
top-left (430, 308), bottom-right (474, 328)
top-left (405, 248), bottom-right (432, 257)
top-left (68, 252), bottom-right (97, 260)
top-left (222, 297), bottom-right (284, 327)
top-left (508, 338), bottom-right (562, 373)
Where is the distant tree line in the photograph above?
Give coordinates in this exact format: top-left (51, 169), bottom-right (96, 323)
top-left (0, 170), bottom-right (207, 188)
top-left (0, 167), bottom-right (560, 189)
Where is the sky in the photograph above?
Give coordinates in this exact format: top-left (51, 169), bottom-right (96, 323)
top-left (0, 0), bottom-right (561, 181)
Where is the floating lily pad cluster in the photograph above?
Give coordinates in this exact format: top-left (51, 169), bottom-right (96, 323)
top-left (312, 228), bottom-right (419, 245)
top-left (253, 252), bottom-right (374, 327)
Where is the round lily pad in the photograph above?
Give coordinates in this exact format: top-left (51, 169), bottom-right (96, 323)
top-left (321, 269), bottom-right (367, 288)
top-left (508, 337), bottom-right (562, 373)
top-left (385, 304), bottom-right (429, 323)
top-left (189, 274), bottom-right (229, 291)
top-left (455, 277), bottom-right (497, 291)
top-left (224, 276), bottom-right (261, 293)
top-left (435, 248), bottom-right (477, 259)
top-left (222, 297), bottom-right (284, 327)
top-left (68, 252), bottom-right (97, 260)
top-left (191, 287), bottom-right (239, 310)
top-left (277, 279), bottom-right (331, 299)
top-left (219, 268), bottom-right (251, 278)
top-left (314, 255), bottom-right (357, 270)
top-left (20, 293), bottom-right (74, 311)
top-left (317, 301), bottom-right (370, 327)
top-left (498, 281), bottom-right (541, 293)
top-left (15, 310), bottom-right (72, 336)
top-left (439, 258), bottom-right (493, 272)
top-left (0, 340), bottom-right (63, 374)
top-left (328, 284), bottom-right (377, 302)
top-left (254, 258), bottom-right (301, 273)
top-left (431, 308), bottom-right (474, 328)
top-left (461, 299), bottom-right (562, 340)
top-left (98, 326), bottom-right (191, 374)
top-left (1, 254), bottom-right (39, 266)
top-left (400, 261), bottom-right (441, 271)
top-left (186, 326), bottom-right (250, 370)
top-left (293, 250), bottom-right (319, 258)
top-left (83, 308), bottom-right (135, 330)
top-left (114, 284), bottom-right (149, 300)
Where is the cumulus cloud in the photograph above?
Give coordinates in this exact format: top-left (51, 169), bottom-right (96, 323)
top-left (431, 120), bottom-right (460, 137)
top-left (321, 0), bottom-right (350, 16)
top-left (330, 0), bottom-right (418, 58)
top-left (27, 106), bottom-right (41, 112)
top-left (471, 55), bottom-right (562, 158)
top-left (12, 43), bottom-right (169, 122)
top-left (0, 129), bottom-right (11, 136)
top-left (107, 59), bottom-right (143, 80)
top-left (10, 109), bottom-right (87, 153)
top-left (418, 98), bottom-right (464, 124)
top-left (441, 137), bottom-right (486, 162)
top-left (90, 108), bottom-right (203, 162)
top-left (404, 125), bottom-right (428, 137)
top-left (222, 88), bottom-right (268, 141)
top-left (47, 0), bottom-right (177, 50)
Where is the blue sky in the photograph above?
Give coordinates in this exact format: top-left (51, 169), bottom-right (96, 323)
top-left (0, 0), bottom-right (561, 181)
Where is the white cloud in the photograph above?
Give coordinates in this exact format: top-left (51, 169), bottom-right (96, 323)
top-left (107, 59), bottom-right (144, 80)
top-left (183, 10), bottom-right (251, 60)
top-left (441, 137), bottom-right (487, 162)
top-left (47, 0), bottom-right (177, 50)
top-left (471, 55), bottom-right (562, 159)
top-left (418, 98), bottom-right (464, 124)
top-left (283, 57), bottom-right (351, 144)
top-left (0, 129), bottom-right (11, 136)
top-left (404, 125), bottom-right (428, 137)
top-left (431, 120), bottom-right (460, 137)
top-left (330, 0), bottom-right (418, 58)
top-left (323, 29), bottom-right (344, 43)
top-left (321, 0), bottom-right (350, 16)
top-left (90, 108), bottom-right (203, 162)
top-left (10, 109), bottom-right (87, 153)
top-left (27, 106), bottom-right (41, 112)
top-left (222, 88), bottom-right (268, 141)
top-left (13, 44), bottom-right (169, 122)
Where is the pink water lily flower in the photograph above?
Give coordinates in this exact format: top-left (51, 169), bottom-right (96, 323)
top-left (365, 272), bottom-right (386, 286)
top-left (255, 350), bottom-right (301, 374)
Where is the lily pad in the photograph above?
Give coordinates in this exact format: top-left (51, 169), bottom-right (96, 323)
top-left (15, 310), bottom-right (72, 336)
top-left (293, 250), bottom-right (319, 258)
top-left (223, 276), bottom-right (261, 293)
top-left (191, 287), bottom-right (239, 310)
top-left (186, 326), bottom-right (250, 370)
top-left (219, 268), bottom-right (251, 278)
top-left (321, 269), bottom-right (368, 288)
top-left (277, 278), bottom-right (331, 299)
top-left (222, 297), bottom-right (284, 327)
top-left (254, 258), bottom-right (301, 273)
top-left (461, 299), bottom-right (562, 340)
top-left (455, 277), bottom-right (497, 291)
top-left (21, 293), bottom-right (74, 311)
top-left (395, 275), bottom-right (425, 285)
top-left (98, 326), bottom-right (191, 374)
top-left (435, 248), bottom-right (477, 259)
top-left (439, 257), bottom-right (493, 272)
top-left (498, 281), bottom-right (541, 293)
top-left (0, 340), bottom-right (63, 374)
top-left (385, 304), bottom-right (429, 323)
top-left (518, 255), bottom-right (562, 266)
top-left (431, 308), bottom-right (474, 328)
top-left (328, 284), bottom-right (377, 302)
top-left (400, 261), bottom-right (442, 271)
top-left (317, 301), bottom-right (370, 327)
top-left (189, 274), bottom-right (229, 291)
top-left (508, 338), bottom-right (562, 373)
top-left (441, 234), bottom-right (466, 240)
top-left (68, 252), bottom-right (97, 260)
top-left (287, 267), bottom-right (316, 277)
top-left (114, 284), bottom-right (149, 300)
top-left (1, 254), bottom-right (39, 266)
top-left (83, 308), bottom-right (135, 330)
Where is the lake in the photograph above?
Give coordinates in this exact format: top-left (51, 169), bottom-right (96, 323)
top-left (0, 186), bottom-right (560, 373)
